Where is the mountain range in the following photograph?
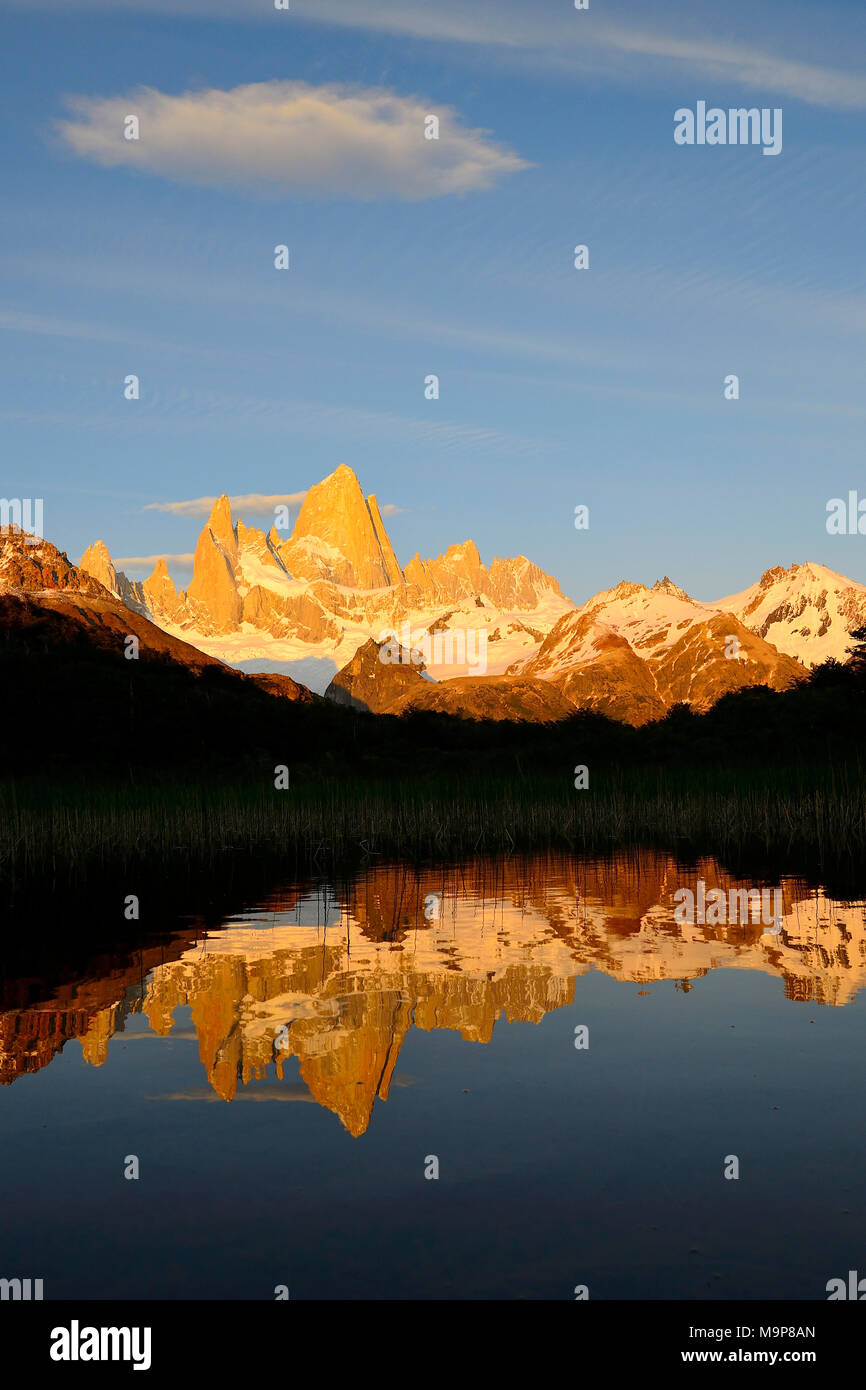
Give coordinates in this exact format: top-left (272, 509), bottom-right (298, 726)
top-left (79, 463), bottom-right (571, 693)
top-left (0, 526), bottom-right (315, 709)
top-left (3, 462), bottom-right (864, 726)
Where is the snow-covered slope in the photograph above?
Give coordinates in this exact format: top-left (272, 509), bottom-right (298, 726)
top-left (509, 578), bottom-right (806, 724)
top-left (77, 465), bottom-right (866, 715)
top-left (708, 562), bottom-right (866, 668)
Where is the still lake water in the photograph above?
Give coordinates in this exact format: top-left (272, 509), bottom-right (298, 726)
top-left (2, 849), bottom-right (866, 1300)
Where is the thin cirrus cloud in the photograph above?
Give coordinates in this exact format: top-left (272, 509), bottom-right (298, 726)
top-left (54, 80), bottom-right (530, 199)
top-left (304, 2), bottom-right (866, 110)
top-left (143, 493), bottom-right (404, 523)
top-left (597, 26), bottom-right (866, 110)
top-left (115, 552), bottom-right (195, 569)
top-left (22, 0), bottom-right (866, 111)
top-left (144, 492), bottom-right (308, 518)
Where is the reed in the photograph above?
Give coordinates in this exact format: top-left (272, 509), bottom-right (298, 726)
top-left (2, 765), bottom-right (864, 886)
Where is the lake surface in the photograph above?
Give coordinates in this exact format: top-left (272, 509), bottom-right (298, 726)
top-left (2, 849), bottom-right (866, 1300)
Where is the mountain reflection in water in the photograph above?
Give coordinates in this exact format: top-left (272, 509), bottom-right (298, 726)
top-left (3, 851), bottom-right (864, 1137)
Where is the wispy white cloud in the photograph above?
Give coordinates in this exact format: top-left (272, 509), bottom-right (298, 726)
top-left (115, 552), bottom-right (195, 568)
top-left (306, 3), bottom-right (866, 109)
top-left (55, 80), bottom-right (529, 199)
top-left (0, 307), bottom-right (117, 340)
top-left (0, 396), bottom-right (564, 454)
top-left (1, 257), bottom-right (647, 375)
top-left (380, 503), bottom-right (406, 516)
top-left (0, 306), bottom-right (174, 349)
top-left (595, 24), bottom-right (866, 110)
top-left (145, 491), bottom-right (307, 518)
top-left (22, 0), bottom-right (866, 110)
top-left (151, 1086), bottom-right (317, 1103)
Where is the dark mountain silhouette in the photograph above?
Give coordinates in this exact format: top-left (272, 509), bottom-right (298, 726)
top-left (2, 571), bottom-right (865, 783)
top-left (2, 522), bottom-right (865, 783)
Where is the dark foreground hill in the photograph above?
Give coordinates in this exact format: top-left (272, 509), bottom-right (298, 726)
top-left (1, 584), bottom-right (865, 784)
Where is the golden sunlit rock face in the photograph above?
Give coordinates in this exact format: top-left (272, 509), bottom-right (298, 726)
top-left (325, 636), bottom-right (583, 719)
top-left (75, 464), bottom-right (573, 684)
top-left (0, 528), bottom-right (227, 668)
top-left (71, 470), bottom-right (863, 721)
top-left (279, 465), bottom-right (404, 591)
top-left (186, 498), bottom-right (243, 632)
top-left (2, 855), bottom-right (865, 1134)
top-left (0, 529), bottom-right (316, 702)
top-left (1, 531), bottom-right (109, 599)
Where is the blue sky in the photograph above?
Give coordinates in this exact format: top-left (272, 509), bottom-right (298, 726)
top-left (2, 0), bottom-right (866, 603)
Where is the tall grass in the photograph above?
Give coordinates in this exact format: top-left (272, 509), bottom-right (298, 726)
top-left (2, 765), bottom-right (864, 886)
